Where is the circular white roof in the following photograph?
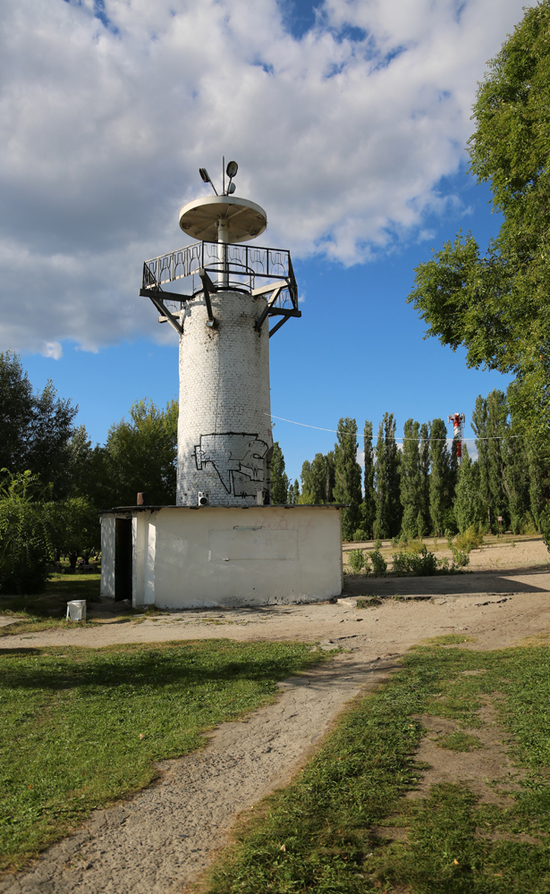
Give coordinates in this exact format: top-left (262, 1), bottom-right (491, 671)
top-left (179, 195), bottom-right (267, 243)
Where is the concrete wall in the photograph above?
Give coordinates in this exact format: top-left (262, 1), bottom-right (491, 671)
top-left (177, 289), bottom-right (272, 508)
top-left (102, 505), bottom-right (342, 609)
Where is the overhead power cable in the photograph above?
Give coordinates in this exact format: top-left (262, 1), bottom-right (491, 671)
top-left (267, 413), bottom-right (522, 442)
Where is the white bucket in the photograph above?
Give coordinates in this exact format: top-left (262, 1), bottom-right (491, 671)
top-left (66, 600), bottom-right (87, 621)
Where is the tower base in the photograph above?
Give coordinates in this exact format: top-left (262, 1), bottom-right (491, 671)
top-left (100, 505), bottom-right (342, 609)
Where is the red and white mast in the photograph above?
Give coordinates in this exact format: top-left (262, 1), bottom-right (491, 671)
top-left (448, 412), bottom-right (466, 461)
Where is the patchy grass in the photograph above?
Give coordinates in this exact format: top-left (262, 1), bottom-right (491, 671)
top-left (422, 634), bottom-right (478, 646)
top-left (436, 731), bottom-right (485, 752)
top-left (355, 597), bottom-right (383, 609)
top-left (201, 643), bottom-right (550, 894)
top-left (0, 639), bottom-right (325, 871)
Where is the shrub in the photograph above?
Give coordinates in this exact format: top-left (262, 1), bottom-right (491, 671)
top-left (454, 525), bottom-right (484, 553)
top-left (352, 529), bottom-right (368, 542)
top-left (370, 548), bottom-right (387, 576)
top-left (391, 551), bottom-right (410, 575)
top-left (391, 545), bottom-right (439, 576)
top-left (451, 548), bottom-right (470, 568)
top-left (347, 549), bottom-right (365, 573)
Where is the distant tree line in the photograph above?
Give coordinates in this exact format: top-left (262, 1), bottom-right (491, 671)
top-left (270, 391), bottom-right (548, 542)
top-left (0, 350), bottom-right (177, 592)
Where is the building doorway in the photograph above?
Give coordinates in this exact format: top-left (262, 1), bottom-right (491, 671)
top-left (115, 518), bottom-right (133, 601)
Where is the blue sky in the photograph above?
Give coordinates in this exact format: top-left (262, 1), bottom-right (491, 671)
top-left (1, 0), bottom-right (530, 485)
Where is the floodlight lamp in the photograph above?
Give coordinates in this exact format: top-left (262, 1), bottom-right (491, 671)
top-left (199, 167), bottom-right (211, 183)
top-left (226, 160), bottom-right (238, 178)
top-left (227, 182), bottom-right (236, 194)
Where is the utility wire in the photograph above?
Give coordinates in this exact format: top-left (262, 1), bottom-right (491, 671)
top-left (267, 413), bottom-right (522, 442)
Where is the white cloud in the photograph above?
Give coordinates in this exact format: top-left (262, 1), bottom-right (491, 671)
top-left (0, 0), bottom-right (532, 353)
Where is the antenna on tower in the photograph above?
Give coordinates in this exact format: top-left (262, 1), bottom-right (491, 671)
top-left (448, 412), bottom-right (466, 462)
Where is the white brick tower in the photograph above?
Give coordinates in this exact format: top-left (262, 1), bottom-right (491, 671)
top-left (140, 160), bottom-right (301, 508)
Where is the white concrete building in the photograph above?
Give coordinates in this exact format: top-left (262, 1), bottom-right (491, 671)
top-left (100, 505), bottom-right (342, 609)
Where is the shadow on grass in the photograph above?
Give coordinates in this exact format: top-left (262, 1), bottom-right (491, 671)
top-left (0, 640), bottom-right (325, 694)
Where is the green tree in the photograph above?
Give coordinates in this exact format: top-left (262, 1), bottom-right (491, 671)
top-left (270, 442), bottom-right (289, 504)
top-left (288, 479), bottom-right (300, 505)
top-left (407, 2), bottom-right (550, 449)
top-left (52, 496), bottom-right (101, 571)
top-left (333, 418), bottom-right (362, 541)
top-left (0, 353), bottom-right (77, 496)
top-left (106, 398), bottom-right (178, 505)
top-left (418, 422), bottom-right (430, 536)
top-left (454, 445), bottom-right (485, 533)
top-left (374, 413), bottom-right (401, 539)
top-left (362, 421), bottom-right (376, 537)
top-left (0, 471), bottom-right (55, 594)
top-left (429, 418), bottom-right (452, 536)
top-left (300, 452), bottom-right (335, 504)
top-left (472, 392), bottom-right (509, 532)
top-left (400, 419), bottom-right (423, 538)
top-left (26, 380), bottom-right (78, 499)
top-left (0, 351), bottom-right (34, 472)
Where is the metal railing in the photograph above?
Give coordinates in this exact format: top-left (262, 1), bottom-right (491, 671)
top-left (142, 240), bottom-right (299, 313)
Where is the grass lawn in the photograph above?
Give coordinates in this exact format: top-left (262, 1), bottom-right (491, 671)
top-left (0, 639), bottom-right (326, 872)
top-left (202, 640), bottom-right (550, 894)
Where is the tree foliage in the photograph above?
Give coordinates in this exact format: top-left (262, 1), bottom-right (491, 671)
top-left (333, 418), bottom-right (362, 540)
top-left (374, 413), bottom-right (401, 539)
top-left (0, 352), bottom-right (78, 498)
top-left (362, 421), bottom-right (376, 537)
top-left (407, 1), bottom-right (550, 445)
top-left (270, 442), bottom-right (289, 504)
top-left (105, 398), bottom-right (178, 506)
top-left (400, 419), bottom-right (424, 538)
top-left (0, 471), bottom-right (55, 594)
top-left (429, 418), bottom-right (454, 536)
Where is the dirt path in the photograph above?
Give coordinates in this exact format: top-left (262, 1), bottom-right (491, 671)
top-left (1, 539), bottom-right (549, 893)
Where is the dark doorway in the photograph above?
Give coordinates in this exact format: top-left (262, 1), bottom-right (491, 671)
top-left (115, 518), bottom-right (133, 601)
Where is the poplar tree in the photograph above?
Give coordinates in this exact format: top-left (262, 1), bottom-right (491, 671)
top-left (400, 419), bottom-right (423, 538)
top-left (333, 417), bottom-right (362, 540)
top-left (374, 413), bottom-right (401, 539)
top-left (429, 418), bottom-right (451, 536)
top-left (270, 442), bottom-right (289, 504)
top-left (362, 420), bottom-right (376, 537)
top-left (418, 422), bottom-right (430, 536)
top-left (454, 445), bottom-right (485, 532)
top-left (472, 392), bottom-right (510, 532)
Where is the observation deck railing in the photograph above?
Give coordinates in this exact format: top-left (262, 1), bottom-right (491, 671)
top-left (141, 239), bottom-right (299, 322)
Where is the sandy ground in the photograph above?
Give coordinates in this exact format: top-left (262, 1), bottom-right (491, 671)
top-left (1, 537), bottom-right (549, 893)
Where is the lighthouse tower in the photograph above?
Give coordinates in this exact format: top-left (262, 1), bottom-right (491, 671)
top-left (140, 160), bottom-right (301, 508)
top-left (101, 161), bottom-right (342, 611)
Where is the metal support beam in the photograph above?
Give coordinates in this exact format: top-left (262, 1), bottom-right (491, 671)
top-left (199, 268), bottom-right (218, 327)
top-left (139, 289), bottom-right (183, 335)
top-left (254, 286), bottom-right (283, 333)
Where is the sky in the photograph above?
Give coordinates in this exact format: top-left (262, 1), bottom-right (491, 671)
top-left (0, 0), bottom-right (533, 485)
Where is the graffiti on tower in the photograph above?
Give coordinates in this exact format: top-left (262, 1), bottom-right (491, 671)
top-left (194, 433), bottom-right (272, 496)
